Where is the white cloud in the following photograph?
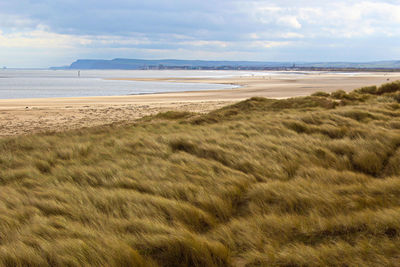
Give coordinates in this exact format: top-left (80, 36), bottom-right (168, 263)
top-left (297, 1), bottom-right (400, 37)
top-left (278, 16), bottom-right (302, 29)
top-left (248, 1), bottom-right (400, 38)
top-left (251, 41), bottom-right (293, 49)
top-left (280, 32), bottom-right (305, 39)
top-left (0, 26), bottom-right (153, 49)
top-left (0, 28), bottom-right (81, 48)
top-left (179, 40), bottom-right (228, 48)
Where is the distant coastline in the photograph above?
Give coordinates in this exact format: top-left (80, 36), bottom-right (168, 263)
top-left (51, 58), bottom-right (400, 71)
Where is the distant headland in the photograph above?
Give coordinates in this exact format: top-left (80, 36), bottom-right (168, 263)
top-left (51, 58), bottom-right (400, 71)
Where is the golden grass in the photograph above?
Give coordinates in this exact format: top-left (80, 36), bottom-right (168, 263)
top-left (1, 82), bottom-right (400, 266)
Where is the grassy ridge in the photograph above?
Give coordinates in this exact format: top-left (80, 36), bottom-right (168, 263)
top-left (1, 81), bottom-right (400, 266)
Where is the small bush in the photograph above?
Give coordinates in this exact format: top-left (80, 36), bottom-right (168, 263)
top-left (311, 91), bottom-right (330, 97)
top-left (355, 86), bottom-right (377, 94)
top-left (376, 81), bottom-right (400, 95)
top-left (331, 90), bottom-right (348, 99)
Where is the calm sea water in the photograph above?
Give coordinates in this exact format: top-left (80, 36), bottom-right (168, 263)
top-left (0, 69), bottom-right (271, 99)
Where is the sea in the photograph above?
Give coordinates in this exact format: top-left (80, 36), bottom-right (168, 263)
top-left (0, 69), bottom-right (273, 99)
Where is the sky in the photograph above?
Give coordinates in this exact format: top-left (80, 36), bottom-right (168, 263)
top-left (0, 0), bottom-right (400, 67)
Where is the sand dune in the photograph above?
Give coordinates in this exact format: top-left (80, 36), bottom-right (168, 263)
top-left (1, 72), bottom-right (400, 136)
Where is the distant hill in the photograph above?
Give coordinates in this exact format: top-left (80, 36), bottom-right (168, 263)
top-left (51, 58), bottom-right (400, 70)
top-left (65, 58), bottom-right (291, 70)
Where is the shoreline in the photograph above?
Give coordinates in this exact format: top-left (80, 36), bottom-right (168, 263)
top-left (1, 72), bottom-right (400, 136)
top-left (2, 71), bottom-right (400, 106)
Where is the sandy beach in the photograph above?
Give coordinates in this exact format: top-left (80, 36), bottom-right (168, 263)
top-left (1, 72), bottom-right (400, 136)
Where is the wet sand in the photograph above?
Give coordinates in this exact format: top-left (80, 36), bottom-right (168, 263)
top-left (1, 72), bottom-right (400, 136)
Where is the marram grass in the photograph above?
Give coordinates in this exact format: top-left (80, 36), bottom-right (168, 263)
top-left (1, 81), bottom-right (400, 266)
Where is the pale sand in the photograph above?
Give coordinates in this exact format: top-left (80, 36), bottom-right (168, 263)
top-left (1, 72), bottom-right (400, 136)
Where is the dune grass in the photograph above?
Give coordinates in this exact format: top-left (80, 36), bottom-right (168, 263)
top-left (1, 82), bottom-right (400, 266)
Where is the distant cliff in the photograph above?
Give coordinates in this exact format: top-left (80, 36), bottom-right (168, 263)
top-left (52, 58), bottom-right (400, 70)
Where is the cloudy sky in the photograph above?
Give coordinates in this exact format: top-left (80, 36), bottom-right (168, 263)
top-left (1, 0), bottom-right (400, 67)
